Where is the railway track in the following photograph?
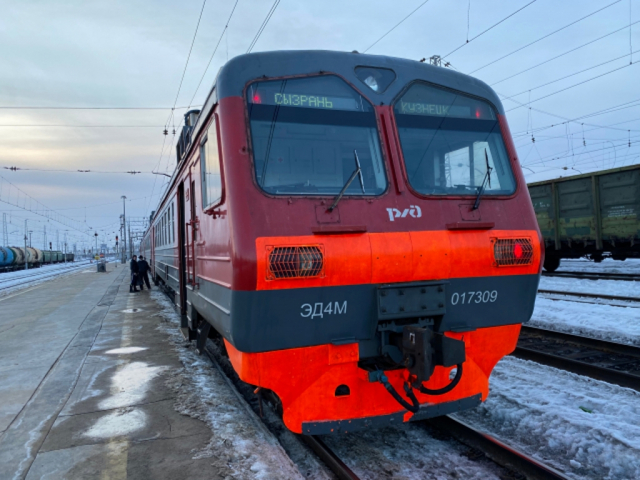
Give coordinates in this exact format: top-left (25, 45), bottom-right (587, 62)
top-left (542, 270), bottom-right (640, 282)
top-left (538, 289), bottom-right (640, 307)
top-left (0, 262), bottom-right (92, 293)
top-left (515, 326), bottom-right (640, 392)
top-left (199, 330), bottom-right (570, 480)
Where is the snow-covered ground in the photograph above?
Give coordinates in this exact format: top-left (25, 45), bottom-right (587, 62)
top-left (556, 258), bottom-right (640, 275)
top-left (455, 357), bottom-right (640, 480)
top-left (0, 260), bottom-right (93, 296)
top-left (530, 297), bottom-right (640, 346)
top-left (539, 276), bottom-right (640, 298)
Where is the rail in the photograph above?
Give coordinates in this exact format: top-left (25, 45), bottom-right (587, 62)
top-left (515, 326), bottom-right (640, 392)
top-left (538, 289), bottom-right (639, 302)
top-left (427, 416), bottom-right (570, 480)
top-left (542, 271), bottom-right (640, 282)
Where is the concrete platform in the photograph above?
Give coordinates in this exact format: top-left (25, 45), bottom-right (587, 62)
top-left (0, 264), bottom-right (226, 479)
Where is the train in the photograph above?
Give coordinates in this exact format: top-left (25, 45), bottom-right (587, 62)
top-left (528, 164), bottom-right (640, 271)
top-left (0, 246), bottom-right (73, 271)
top-left (142, 50), bottom-right (543, 434)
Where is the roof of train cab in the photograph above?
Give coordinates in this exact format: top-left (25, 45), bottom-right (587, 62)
top-left (191, 50), bottom-right (505, 145)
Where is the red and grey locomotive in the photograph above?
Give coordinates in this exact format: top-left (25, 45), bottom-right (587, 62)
top-left (142, 50), bottom-right (542, 434)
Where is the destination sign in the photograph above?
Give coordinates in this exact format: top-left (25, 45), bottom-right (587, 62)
top-left (397, 101), bottom-right (471, 117)
top-left (250, 91), bottom-right (362, 111)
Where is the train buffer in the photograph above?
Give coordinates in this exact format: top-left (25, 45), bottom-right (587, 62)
top-left (0, 263), bottom-right (223, 479)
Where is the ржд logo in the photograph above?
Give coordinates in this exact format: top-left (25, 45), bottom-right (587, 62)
top-left (386, 205), bottom-right (422, 221)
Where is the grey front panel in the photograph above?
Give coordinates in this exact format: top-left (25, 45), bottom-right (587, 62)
top-left (225, 274), bottom-right (539, 353)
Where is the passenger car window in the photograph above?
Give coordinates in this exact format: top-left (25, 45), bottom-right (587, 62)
top-left (394, 83), bottom-right (515, 196)
top-left (201, 117), bottom-right (222, 209)
top-left (246, 75), bottom-right (387, 196)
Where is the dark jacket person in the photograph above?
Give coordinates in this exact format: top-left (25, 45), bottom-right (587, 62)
top-left (137, 256), bottom-right (151, 290)
top-left (130, 255), bottom-right (139, 292)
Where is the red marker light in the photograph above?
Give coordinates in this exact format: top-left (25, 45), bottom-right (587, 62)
top-left (475, 109), bottom-right (481, 118)
top-left (513, 242), bottom-right (523, 259)
top-left (253, 94), bottom-right (262, 104)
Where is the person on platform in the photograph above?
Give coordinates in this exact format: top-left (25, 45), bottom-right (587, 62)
top-left (137, 255), bottom-right (151, 290)
top-left (129, 255), bottom-right (139, 292)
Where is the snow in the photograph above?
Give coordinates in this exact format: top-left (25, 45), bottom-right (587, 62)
top-left (83, 408), bottom-right (147, 439)
top-left (530, 295), bottom-right (640, 346)
top-left (539, 276), bottom-right (640, 298)
top-left (556, 258), bottom-right (640, 275)
top-left (455, 356), bottom-right (640, 480)
top-left (97, 361), bottom-right (167, 411)
top-left (323, 423), bottom-right (506, 479)
top-left (150, 290), bottom-right (304, 480)
top-left (0, 261), bottom-right (93, 296)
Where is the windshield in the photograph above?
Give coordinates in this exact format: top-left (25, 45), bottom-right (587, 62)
top-left (394, 83), bottom-right (515, 196)
top-left (246, 75), bottom-right (387, 196)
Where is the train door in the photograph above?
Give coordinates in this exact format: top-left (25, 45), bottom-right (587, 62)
top-left (185, 173), bottom-right (198, 287)
top-left (178, 182), bottom-right (188, 316)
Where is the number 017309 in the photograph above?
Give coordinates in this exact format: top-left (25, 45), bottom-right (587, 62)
top-left (451, 290), bottom-right (498, 305)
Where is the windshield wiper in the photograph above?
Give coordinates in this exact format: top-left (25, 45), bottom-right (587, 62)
top-left (472, 148), bottom-right (493, 210)
top-left (328, 150), bottom-right (363, 212)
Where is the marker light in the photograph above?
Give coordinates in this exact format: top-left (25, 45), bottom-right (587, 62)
top-left (493, 238), bottom-right (533, 267)
top-left (267, 246), bottom-right (324, 279)
top-left (253, 94), bottom-right (262, 104)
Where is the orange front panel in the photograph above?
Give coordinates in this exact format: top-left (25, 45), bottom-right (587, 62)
top-left (225, 323), bottom-right (521, 433)
top-left (370, 232), bottom-right (412, 283)
top-left (410, 230), bottom-right (452, 280)
top-left (256, 229), bottom-right (541, 291)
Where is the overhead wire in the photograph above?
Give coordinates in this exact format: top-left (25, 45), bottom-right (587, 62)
top-left (491, 20), bottom-right (640, 86)
top-left (442, 0), bottom-right (537, 59)
top-left (503, 61), bottom-right (639, 113)
top-left (363, 0), bottom-right (432, 53)
top-left (500, 49), bottom-right (639, 102)
top-left (246, 0), bottom-right (280, 53)
top-left (167, 0), bottom-right (208, 121)
top-left (187, 0), bottom-right (241, 109)
top-left (468, 0), bottom-right (621, 74)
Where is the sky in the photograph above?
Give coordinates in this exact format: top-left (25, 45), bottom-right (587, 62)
top-left (0, 0), bottom-right (638, 250)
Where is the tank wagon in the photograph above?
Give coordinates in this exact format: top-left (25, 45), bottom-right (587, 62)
top-left (0, 247), bottom-right (70, 271)
top-left (144, 50), bottom-right (543, 434)
top-left (0, 247), bottom-right (15, 270)
top-left (528, 165), bottom-right (640, 271)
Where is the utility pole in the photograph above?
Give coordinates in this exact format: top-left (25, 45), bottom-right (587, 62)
top-left (2, 213), bottom-right (8, 246)
top-left (64, 231), bottom-right (68, 263)
top-left (56, 230), bottom-right (59, 251)
top-left (94, 232), bottom-right (98, 257)
top-left (24, 220), bottom-right (28, 270)
top-left (43, 225), bottom-right (47, 251)
top-left (29, 230), bottom-right (33, 247)
top-left (121, 196), bottom-right (127, 263)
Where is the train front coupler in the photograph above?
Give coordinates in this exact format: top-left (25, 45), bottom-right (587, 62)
top-left (371, 325), bottom-right (466, 412)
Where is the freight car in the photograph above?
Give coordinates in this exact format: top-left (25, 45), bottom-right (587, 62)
top-left (143, 50), bottom-right (543, 434)
top-left (528, 165), bottom-right (640, 271)
top-left (0, 247), bottom-right (69, 271)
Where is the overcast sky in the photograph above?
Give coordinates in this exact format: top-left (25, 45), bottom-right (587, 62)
top-left (0, 0), bottom-right (638, 248)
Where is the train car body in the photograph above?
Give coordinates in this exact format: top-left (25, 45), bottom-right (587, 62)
top-left (529, 165), bottom-right (640, 271)
top-left (145, 51), bottom-right (542, 434)
top-left (27, 247), bottom-right (41, 266)
top-left (10, 247), bottom-right (25, 266)
top-left (33, 248), bottom-right (43, 265)
top-left (0, 247), bottom-right (15, 269)
top-left (42, 250), bottom-right (52, 264)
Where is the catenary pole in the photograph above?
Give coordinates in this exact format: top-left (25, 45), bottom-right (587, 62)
top-left (121, 196), bottom-right (127, 263)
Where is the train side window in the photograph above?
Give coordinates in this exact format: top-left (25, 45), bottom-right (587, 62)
top-left (170, 204), bottom-right (174, 244)
top-left (201, 115), bottom-right (223, 210)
